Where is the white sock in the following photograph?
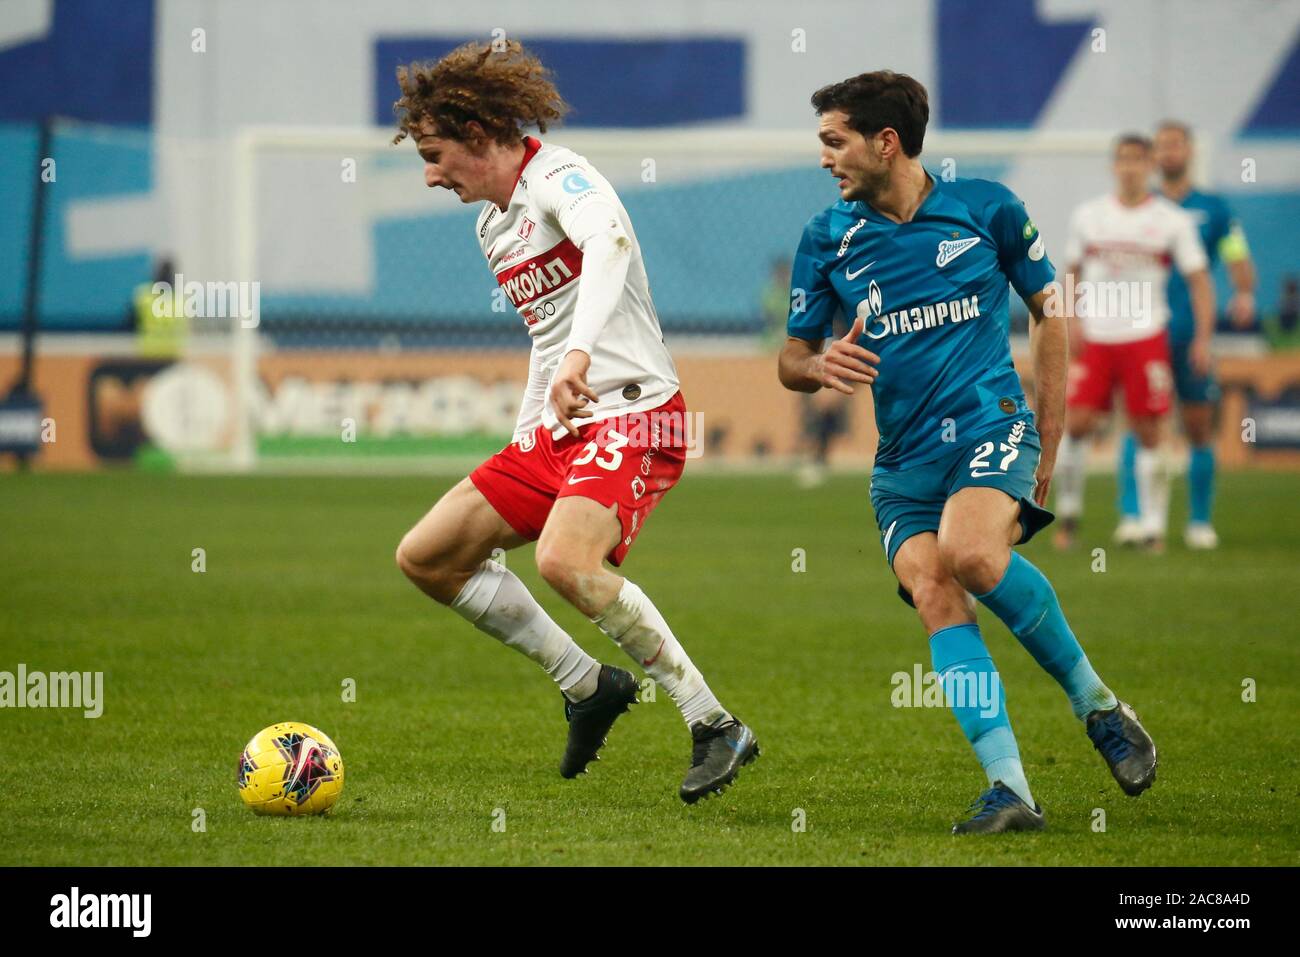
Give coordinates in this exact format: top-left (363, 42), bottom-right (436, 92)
top-left (1135, 447), bottom-right (1169, 538)
top-left (592, 579), bottom-right (728, 728)
top-left (450, 560), bottom-right (599, 700)
top-left (1054, 433), bottom-right (1086, 520)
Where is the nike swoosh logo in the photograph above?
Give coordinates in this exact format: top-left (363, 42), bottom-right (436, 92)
top-left (936, 237), bottom-right (980, 268)
top-left (846, 260), bottom-right (876, 281)
top-left (286, 736), bottom-right (320, 792)
top-left (642, 638), bottom-right (666, 667)
top-left (567, 475), bottom-right (601, 485)
top-left (969, 470), bottom-right (1007, 477)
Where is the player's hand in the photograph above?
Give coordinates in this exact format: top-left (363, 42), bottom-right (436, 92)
top-left (1033, 452), bottom-right (1055, 507)
top-left (550, 350), bottom-right (599, 438)
top-left (816, 315), bottom-right (880, 395)
top-left (1190, 336), bottom-right (1212, 376)
top-left (1228, 291), bottom-right (1256, 329)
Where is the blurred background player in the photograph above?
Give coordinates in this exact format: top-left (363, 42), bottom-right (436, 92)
top-left (778, 72), bottom-right (1156, 834)
top-left (1053, 134), bottom-right (1213, 551)
top-left (1114, 121), bottom-right (1257, 550)
top-left (389, 41), bottom-right (757, 803)
top-left (131, 257), bottom-right (184, 359)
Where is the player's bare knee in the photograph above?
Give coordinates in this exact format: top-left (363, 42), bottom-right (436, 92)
top-left (396, 536), bottom-right (433, 586)
top-left (940, 540), bottom-right (1004, 594)
top-left (534, 541), bottom-right (574, 595)
top-left (536, 544), bottom-right (609, 614)
top-left (909, 573), bottom-right (970, 626)
top-left (395, 532), bottom-right (457, 597)
top-left (394, 532), bottom-right (421, 578)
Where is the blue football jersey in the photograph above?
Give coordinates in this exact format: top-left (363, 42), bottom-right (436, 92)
top-left (787, 172), bottom-right (1055, 471)
top-left (1165, 189), bottom-right (1233, 344)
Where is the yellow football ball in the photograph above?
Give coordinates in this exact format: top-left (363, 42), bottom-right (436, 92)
top-left (236, 722), bottom-right (345, 816)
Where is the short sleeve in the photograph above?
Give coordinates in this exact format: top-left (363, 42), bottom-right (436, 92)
top-left (786, 216), bottom-right (839, 341)
top-left (990, 185), bottom-right (1056, 299)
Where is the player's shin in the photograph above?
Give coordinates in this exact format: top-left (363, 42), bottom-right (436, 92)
top-left (451, 559), bottom-right (600, 700)
top-left (1135, 447), bottom-right (1170, 539)
top-left (1053, 432), bottom-right (1086, 521)
top-left (1117, 431), bottom-right (1141, 520)
top-left (1189, 444), bottom-right (1215, 525)
top-left (929, 624), bottom-right (1033, 807)
top-left (591, 579), bottom-right (729, 728)
top-left (975, 552), bottom-right (1117, 719)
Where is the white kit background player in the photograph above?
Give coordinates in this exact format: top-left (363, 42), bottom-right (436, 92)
top-left (389, 40), bottom-right (758, 803)
top-left (1053, 133), bottom-right (1213, 550)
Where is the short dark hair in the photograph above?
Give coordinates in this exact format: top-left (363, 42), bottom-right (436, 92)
top-left (1155, 119), bottom-right (1193, 141)
top-left (811, 71), bottom-right (929, 156)
top-left (1114, 132), bottom-right (1153, 155)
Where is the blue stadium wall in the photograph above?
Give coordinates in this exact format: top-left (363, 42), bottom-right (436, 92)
top-left (1, 0), bottom-right (1297, 336)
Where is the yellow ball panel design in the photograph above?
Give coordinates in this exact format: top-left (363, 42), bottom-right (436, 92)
top-left (236, 722), bottom-right (344, 816)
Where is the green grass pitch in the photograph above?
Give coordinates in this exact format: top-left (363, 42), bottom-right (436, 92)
top-left (1, 470), bottom-right (1296, 865)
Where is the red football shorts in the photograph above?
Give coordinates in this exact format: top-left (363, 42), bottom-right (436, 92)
top-left (1066, 332), bottom-right (1173, 418)
top-left (470, 391), bottom-right (689, 566)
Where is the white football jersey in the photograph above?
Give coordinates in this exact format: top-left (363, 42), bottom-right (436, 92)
top-left (1063, 193), bottom-right (1207, 343)
top-left (476, 137), bottom-right (679, 439)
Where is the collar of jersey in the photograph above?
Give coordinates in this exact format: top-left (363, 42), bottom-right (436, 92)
top-left (851, 167), bottom-right (943, 225)
top-left (513, 136), bottom-right (543, 191)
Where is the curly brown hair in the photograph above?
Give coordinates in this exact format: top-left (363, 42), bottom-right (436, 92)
top-left (392, 40), bottom-right (569, 146)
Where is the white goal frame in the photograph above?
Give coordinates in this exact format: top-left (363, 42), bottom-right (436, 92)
top-left (229, 126), bottom-right (1131, 472)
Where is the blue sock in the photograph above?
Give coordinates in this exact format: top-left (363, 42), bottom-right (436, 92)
top-left (976, 552), bottom-right (1118, 719)
top-left (1189, 445), bottom-right (1215, 525)
top-left (1118, 431), bottom-right (1140, 519)
top-left (929, 623), bottom-right (1033, 808)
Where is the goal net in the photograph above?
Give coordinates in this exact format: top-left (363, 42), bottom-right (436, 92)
top-left (219, 126), bottom-right (1119, 472)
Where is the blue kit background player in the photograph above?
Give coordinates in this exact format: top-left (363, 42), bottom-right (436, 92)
top-left (1115, 120), bottom-right (1257, 550)
top-left (777, 71), bottom-right (1158, 834)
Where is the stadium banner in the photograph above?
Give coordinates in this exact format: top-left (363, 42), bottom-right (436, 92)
top-left (1242, 389), bottom-right (1300, 450)
top-left (4, 338), bottom-right (1300, 472)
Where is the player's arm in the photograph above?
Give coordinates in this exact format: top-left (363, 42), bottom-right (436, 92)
top-left (777, 217), bottom-right (878, 393)
top-left (1062, 260), bottom-right (1086, 358)
top-left (1174, 210), bottom-right (1214, 374)
top-left (1220, 219), bottom-right (1256, 328)
top-left (1059, 206), bottom-right (1087, 356)
top-left (550, 211), bottom-right (631, 436)
top-left (992, 186), bottom-right (1060, 504)
top-left (1026, 287), bottom-right (1066, 505)
top-left (778, 317), bottom-right (877, 394)
top-left (540, 172), bottom-right (632, 437)
top-left (1184, 267), bottom-right (1214, 374)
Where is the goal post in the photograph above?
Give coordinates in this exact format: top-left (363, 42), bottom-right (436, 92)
top-left (222, 126), bottom-right (1121, 473)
